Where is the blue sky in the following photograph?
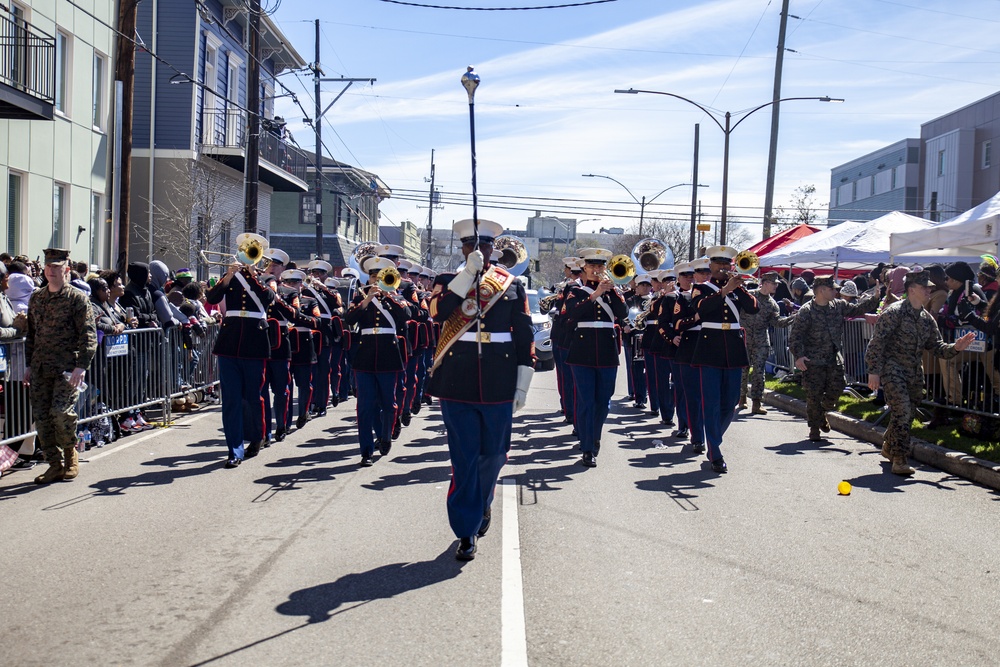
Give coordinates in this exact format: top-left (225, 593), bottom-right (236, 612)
top-left (271, 0), bottom-right (1000, 240)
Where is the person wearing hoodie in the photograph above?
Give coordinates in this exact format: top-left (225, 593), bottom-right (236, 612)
top-left (6, 270), bottom-right (36, 315)
top-left (148, 260), bottom-right (185, 329)
top-left (119, 263), bottom-right (157, 329)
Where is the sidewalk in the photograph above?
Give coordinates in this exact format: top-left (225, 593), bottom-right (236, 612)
top-left (764, 390), bottom-right (1000, 492)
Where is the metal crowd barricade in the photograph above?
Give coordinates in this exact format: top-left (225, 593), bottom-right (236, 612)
top-left (767, 326), bottom-right (794, 374)
top-left (0, 323), bottom-right (221, 448)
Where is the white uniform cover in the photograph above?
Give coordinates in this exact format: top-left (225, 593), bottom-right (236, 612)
top-left (890, 190), bottom-right (1000, 261)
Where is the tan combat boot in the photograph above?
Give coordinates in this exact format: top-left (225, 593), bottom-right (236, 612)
top-left (34, 460), bottom-right (65, 485)
top-left (891, 455), bottom-right (915, 476)
top-left (62, 447), bottom-right (79, 480)
top-left (737, 394), bottom-right (747, 410)
top-left (880, 438), bottom-right (891, 459)
top-left (751, 400), bottom-right (767, 415)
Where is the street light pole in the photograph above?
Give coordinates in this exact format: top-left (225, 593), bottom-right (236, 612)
top-left (614, 89), bottom-right (843, 245)
top-left (582, 174), bottom-right (705, 237)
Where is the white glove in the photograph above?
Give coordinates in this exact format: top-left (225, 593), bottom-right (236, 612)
top-left (448, 250), bottom-right (485, 297)
top-left (512, 365), bottom-right (534, 413)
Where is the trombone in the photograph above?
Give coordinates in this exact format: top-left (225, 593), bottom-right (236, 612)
top-left (199, 250), bottom-right (238, 267)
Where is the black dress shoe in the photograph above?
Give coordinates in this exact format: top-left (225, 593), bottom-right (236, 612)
top-left (661, 419), bottom-right (675, 427)
top-left (580, 452), bottom-right (597, 468)
top-left (673, 428), bottom-right (689, 439)
top-left (378, 439), bottom-right (392, 456)
top-left (225, 458), bottom-right (242, 469)
top-left (274, 428), bottom-right (288, 442)
top-left (262, 437), bottom-right (272, 449)
top-left (360, 454), bottom-right (374, 467)
top-left (649, 408), bottom-right (659, 416)
top-left (245, 440), bottom-right (261, 459)
top-left (625, 394), bottom-right (635, 401)
top-left (331, 396), bottom-right (340, 408)
top-left (477, 509), bottom-right (492, 538)
top-left (455, 536), bottom-right (477, 561)
top-left (711, 458), bottom-right (728, 474)
top-left (400, 412), bottom-right (412, 427)
top-left (634, 402), bottom-right (646, 410)
top-left (423, 395), bottom-right (432, 405)
top-left (692, 443), bottom-right (706, 455)
top-left (296, 413), bottom-right (311, 429)
top-left (392, 419), bottom-right (402, 440)
top-left (411, 402), bottom-right (421, 415)
top-left (312, 409), bottom-right (327, 418)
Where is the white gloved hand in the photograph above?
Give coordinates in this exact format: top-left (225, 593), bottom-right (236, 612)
top-left (449, 250), bottom-right (485, 297)
top-left (512, 365), bottom-right (534, 413)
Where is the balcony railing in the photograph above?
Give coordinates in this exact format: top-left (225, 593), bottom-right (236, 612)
top-left (198, 105), bottom-right (307, 184)
top-left (0, 11), bottom-right (55, 104)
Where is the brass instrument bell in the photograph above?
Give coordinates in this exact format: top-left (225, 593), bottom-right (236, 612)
top-left (608, 254), bottom-right (636, 286)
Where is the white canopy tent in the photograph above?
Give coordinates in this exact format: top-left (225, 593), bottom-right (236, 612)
top-left (890, 190), bottom-right (1000, 261)
top-left (759, 212), bottom-right (942, 269)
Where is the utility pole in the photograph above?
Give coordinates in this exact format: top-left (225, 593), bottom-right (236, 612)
top-left (689, 123), bottom-right (700, 260)
top-left (762, 0), bottom-right (790, 240)
top-left (113, 0), bottom-right (139, 272)
top-left (309, 22), bottom-right (375, 260)
top-left (243, 0), bottom-right (261, 232)
top-left (425, 149), bottom-right (436, 266)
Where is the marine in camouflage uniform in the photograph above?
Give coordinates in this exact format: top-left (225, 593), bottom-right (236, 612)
top-left (865, 270), bottom-right (974, 475)
top-left (739, 272), bottom-right (791, 414)
top-left (25, 249), bottom-right (98, 484)
top-left (788, 276), bottom-right (882, 441)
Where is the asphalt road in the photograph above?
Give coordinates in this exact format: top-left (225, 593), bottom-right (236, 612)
top-left (2, 365), bottom-right (998, 666)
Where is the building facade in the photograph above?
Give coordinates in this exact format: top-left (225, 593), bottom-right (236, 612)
top-left (1, 0), bottom-right (115, 263)
top-left (129, 0), bottom-right (307, 276)
top-left (828, 139), bottom-right (921, 225)
top-left (270, 157), bottom-right (389, 268)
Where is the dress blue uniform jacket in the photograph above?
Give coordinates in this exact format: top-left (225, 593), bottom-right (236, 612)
top-left (266, 289), bottom-right (315, 361)
top-left (426, 271), bottom-right (534, 403)
top-left (303, 285), bottom-right (344, 346)
top-left (289, 294), bottom-right (321, 366)
top-left (690, 278), bottom-right (759, 368)
top-left (648, 294), bottom-right (678, 357)
top-left (563, 282), bottom-right (628, 367)
top-left (344, 289), bottom-right (410, 372)
top-left (206, 269), bottom-right (275, 359)
top-left (672, 292), bottom-right (701, 365)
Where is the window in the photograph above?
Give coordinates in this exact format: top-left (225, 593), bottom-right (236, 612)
top-left (300, 193), bottom-right (316, 225)
top-left (225, 55), bottom-right (242, 145)
top-left (891, 167), bottom-right (897, 190)
top-left (55, 30), bottom-right (70, 114)
top-left (52, 182), bottom-right (67, 247)
top-left (91, 193), bottom-right (102, 262)
top-left (201, 35), bottom-right (220, 144)
top-left (93, 52), bottom-right (107, 129)
top-left (937, 150), bottom-right (946, 177)
top-left (7, 172), bottom-right (23, 254)
top-left (10, 3), bottom-right (29, 90)
top-left (984, 141), bottom-right (993, 169)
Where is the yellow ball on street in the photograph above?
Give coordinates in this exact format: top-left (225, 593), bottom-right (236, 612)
top-left (838, 481), bottom-right (852, 496)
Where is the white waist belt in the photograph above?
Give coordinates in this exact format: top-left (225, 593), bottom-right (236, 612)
top-left (361, 327), bottom-right (395, 335)
top-left (225, 311), bottom-right (266, 319)
top-left (458, 331), bottom-right (512, 343)
top-left (645, 319), bottom-right (658, 325)
top-left (578, 321), bottom-right (615, 329)
top-left (701, 322), bottom-right (742, 331)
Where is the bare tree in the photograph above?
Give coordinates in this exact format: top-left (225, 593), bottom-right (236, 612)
top-left (771, 184), bottom-right (827, 232)
top-left (137, 159), bottom-right (243, 276)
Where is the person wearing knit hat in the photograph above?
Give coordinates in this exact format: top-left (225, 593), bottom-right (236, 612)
top-left (866, 269), bottom-right (975, 475)
top-left (838, 280), bottom-right (859, 303)
top-left (978, 256), bottom-right (999, 300)
top-left (799, 269), bottom-right (815, 286)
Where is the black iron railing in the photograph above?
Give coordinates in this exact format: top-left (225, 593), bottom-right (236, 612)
top-left (0, 11), bottom-right (55, 103)
top-left (199, 106), bottom-right (307, 183)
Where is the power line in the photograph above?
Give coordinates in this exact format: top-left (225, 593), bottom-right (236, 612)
top-left (377, 0), bottom-right (617, 9)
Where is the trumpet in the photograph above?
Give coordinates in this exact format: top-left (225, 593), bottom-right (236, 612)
top-left (608, 255), bottom-right (636, 286)
top-left (734, 250), bottom-right (759, 275)
top-left (376, 266), bottom-right (401, 292)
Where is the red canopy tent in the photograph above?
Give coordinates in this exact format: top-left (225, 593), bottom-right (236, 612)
top-left (746, 223), bottom-right (819, 256)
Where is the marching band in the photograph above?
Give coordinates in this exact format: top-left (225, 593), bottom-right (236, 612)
top-left (208, 227), bottom-right (773, 558)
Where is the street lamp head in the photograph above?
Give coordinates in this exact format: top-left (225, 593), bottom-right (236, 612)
top-left (461, 66), bottom-right (480, 104)
top-left (819, 96), bottom-right (845, 103)
top-left (614, 89), bottom-right (639, 94)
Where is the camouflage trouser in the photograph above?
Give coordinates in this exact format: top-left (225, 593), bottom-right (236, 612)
top-left (29, 370), bottom-right (80, 463)
top-left (802, 363), bottom-right (844, 429)
top-left (741, 335), bottom-right (770, 402)
top-left (882, 368), bottom-right (924, 458)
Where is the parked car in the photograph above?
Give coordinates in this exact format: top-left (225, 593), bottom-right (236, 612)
top-left (526, 289), bottom-right (554, 371)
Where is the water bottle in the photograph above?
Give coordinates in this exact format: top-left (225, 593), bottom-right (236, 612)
top-left (83, 428), bottom-right (92, 450)
top-left (75, 431), bottom-right (85, 453)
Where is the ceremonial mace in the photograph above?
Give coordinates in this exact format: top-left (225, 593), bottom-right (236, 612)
top-left (461, 66), bottom-right (483, 357)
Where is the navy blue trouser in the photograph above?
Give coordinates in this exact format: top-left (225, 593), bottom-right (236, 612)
top-left (570, 365), bottom-right (617, 454)
top-left (415, 347), bottom-right (433, 402)
top-left (262, 358), bottom-right (290, 438)
top-left (673, 361), bottom-right (689, 431)
top-left (653, 354), bottom-right (675, 422)
top-left (311, 344), bottom-right (332, 411)
top-left (338, 351), bottom-right (353, 400)
top-left (645, 355), bottom-right (659, 413)
top-left (677, 362), bottom-right (704, 445)
top-left (288, 363), bottom-right (314, 429)
top-left (441, 399), bottom-right (512, 539)
top-left (554, 346), bottom-right (575, 422)
top-left (327, 342), bottom-right (344, 405)
top-left (623, 339), bottom-right (635, 395)
top-left (403, 351), bottom-right (420, 414)
top-left (631, 356), bottom-right (647, 403)
top-left (218, 356), bottom-right (265, 460)
top-left (698, 366), bottom-right (742, 462)
top-left (355, 370), bottom-right (399, 456)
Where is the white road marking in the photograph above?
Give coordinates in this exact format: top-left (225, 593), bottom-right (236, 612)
top-left (502, 477), bottom-right (528, 666)
top-left (85, 412), bottom-right (214, 462)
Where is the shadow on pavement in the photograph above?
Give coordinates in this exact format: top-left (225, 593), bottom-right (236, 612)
top-left (765, 438), bottom-right (853, 457)
top-left (847, 465), bottom-right (960, 493)
top-left (635, 468), bottom-right (718, 509)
